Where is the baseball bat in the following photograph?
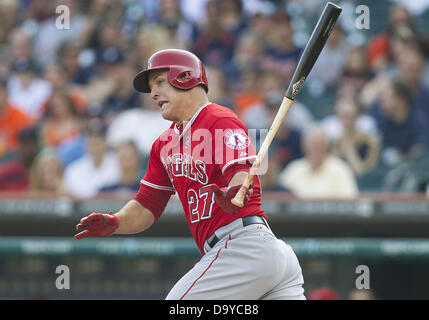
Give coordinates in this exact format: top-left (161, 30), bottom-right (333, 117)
top-left (231, 2), bottom-right (342, 207)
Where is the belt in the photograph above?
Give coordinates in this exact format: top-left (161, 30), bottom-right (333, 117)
top-left (207, 216), bottom-right (269, 249)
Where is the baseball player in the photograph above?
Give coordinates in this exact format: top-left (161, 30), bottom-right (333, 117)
top-left (75, 49), bottom-right (305, 300)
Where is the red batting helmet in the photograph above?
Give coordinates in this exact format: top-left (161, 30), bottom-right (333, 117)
top-left (133, 49), bottom-right (208, 93)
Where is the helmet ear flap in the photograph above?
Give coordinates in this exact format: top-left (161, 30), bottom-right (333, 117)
top-left (169, 67), bottom-right (197, 90)
top-left (176, 71), bottom-right (192, 83)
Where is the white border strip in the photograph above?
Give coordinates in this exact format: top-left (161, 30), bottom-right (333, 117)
top-left (221, 155), bottom-right (257, 175)
top-left (140, 179), bottom-right (175, 192)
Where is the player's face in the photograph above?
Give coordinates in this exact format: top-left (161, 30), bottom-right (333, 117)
top-left (148, 70), bottom-right (188, 123)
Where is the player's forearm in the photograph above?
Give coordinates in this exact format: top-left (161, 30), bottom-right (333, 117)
top-left (113, 199), bottom-right (155, 234)
top-left (228, 170), bottom-right (249, 187)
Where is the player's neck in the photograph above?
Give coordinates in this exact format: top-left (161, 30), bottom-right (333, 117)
top-left (174, 94), bottom-right (209, 127)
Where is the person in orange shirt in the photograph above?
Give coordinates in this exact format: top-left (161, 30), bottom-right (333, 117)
top-left (40, 90), bottom-right (81, 147)
top-left (0, 78), bottom-right (32, 159)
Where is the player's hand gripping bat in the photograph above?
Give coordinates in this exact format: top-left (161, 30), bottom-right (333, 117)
top-left (231, 2), bottom-right (342, 207)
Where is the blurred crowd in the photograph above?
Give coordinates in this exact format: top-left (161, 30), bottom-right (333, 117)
top-left (0, 0), bottom-right (429, 199)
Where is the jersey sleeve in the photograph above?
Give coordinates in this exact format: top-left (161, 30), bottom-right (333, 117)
top-left (210, 116), bottom-right (257, 177)
top-left (139, 140), bottom-right (175, 193)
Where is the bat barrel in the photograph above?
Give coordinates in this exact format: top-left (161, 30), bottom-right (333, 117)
top-left (285, 2), bottom-right (342, 100)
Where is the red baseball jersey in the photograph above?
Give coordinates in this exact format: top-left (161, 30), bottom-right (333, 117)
top-left (137, 103), bottom-right (266, 254)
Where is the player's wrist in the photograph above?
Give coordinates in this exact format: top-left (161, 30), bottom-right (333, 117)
top-left (107, 213), bottom-right (120, 233)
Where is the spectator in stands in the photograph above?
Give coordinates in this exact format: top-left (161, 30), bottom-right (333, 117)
top-left (245, 2), bottom-right (273, 41)
top-left (394, 46), bottom-right (429, 124)
top-left (63, 118), bottom-right (120, 198)
top-left (32, 0), bottom-right (88, 67)
top-left (155, 0), bottom-right (195, 50)
top-left (0, 0), bottom-right (18, 45)
top-left (278, 125), bottom-right (359, 199)
top-left (308, 24), bottom-right (349, 91)
top-left (132, 24), bottom-right (172, 69)
top-left (57, 41), bottom-right (94, 86)
top-left (205, 65), bottom-right (233, 108)
top-left (102, 61), bottom-right (142, 122)
top-left (370, 80), bottom-right (426, 167)
top-left (93, 22), bottom-right (125, 66)
top-left (260, 9), bottom-right (302, 84)
top-left (0, 127), bottom-right (39, 191)
top-left (40, 90), bottom-right (81, 148)
top-left (8, 28), bottom-right (33, 64)
top-left (360, 43), bottom-right (429, 117)
top-left (43, 64), bottom-right (88, 114)
top-left (233, 68), bottom-right (264, 119)
top-left (325, 87), bottom-right (378, 141)
top-left (83, 47), bottom-right (130, 119)
top-left (25, 0), bottom-right (54, 22)
top-left (30, 147), bottom-right (65, 194)
top-left (100, 140), bottom-right (142, 194)
top-left (180, 0), bottom-right (210, 25)
top-left (42, 66), bottom-right (88, 168)
top-left (330, 98), bottom-right (380, 176)
top-left (340, 46), bottom-right (373, 95)
top-left (228, 30), bottom-right (263, 80)
top-left (366, 4), bottom-right (426, 72)
top-left (218, 0), bottom-right (247, 38)
top-left (77, 0), bottom-right (126, 51)
top-left (0, 78), bottom-right (31, 160)
top-left (192, 0), bottom-right (236, 66)
top-left (7, 57), bottom-right (52, 121)
top-left (389, 24), bottom-right (426, 67)
top-left (106, 99), bottom-right (171, 160)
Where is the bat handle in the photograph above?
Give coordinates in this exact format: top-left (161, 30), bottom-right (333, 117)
top-left (231, 174), bottom-right (254, 208)
top-left (231, 165), bottom-right (258, 208)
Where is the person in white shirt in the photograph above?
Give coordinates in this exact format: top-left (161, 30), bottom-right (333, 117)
top-left (278, 125), bottom-right (358, 199)
top-left (64, 119), bottom-right (120, 198)
top-left (106, 98), bottom-right (171, 158)
top-left (7, 58), bottom-right (52, 120)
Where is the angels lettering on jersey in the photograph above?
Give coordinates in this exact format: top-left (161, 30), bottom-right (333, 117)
top-left (160, 127), bottom-right (252, 184)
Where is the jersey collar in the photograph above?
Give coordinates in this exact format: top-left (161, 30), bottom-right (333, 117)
top-left (173, 102), bottom-right (212, 139)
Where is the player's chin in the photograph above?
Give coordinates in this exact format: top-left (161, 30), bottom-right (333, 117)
top-left (161, 109), bottom-right (176, 122)
top-left (160, 108), bottom-right (170, 119)
top-left (161, 111), bottom-right (173, 121)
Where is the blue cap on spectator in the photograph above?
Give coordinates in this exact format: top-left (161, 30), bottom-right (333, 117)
top-left (12, 57), bottom-right (37, 73)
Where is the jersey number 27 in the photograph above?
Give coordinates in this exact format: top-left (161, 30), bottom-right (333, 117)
top-left (187, 186), bottom-right (215, 223)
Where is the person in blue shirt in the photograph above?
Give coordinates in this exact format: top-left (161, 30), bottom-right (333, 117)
top-left (369, 79), bottom-right (426, 167)
top-left (100, 140), bottom-right (143, 193)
